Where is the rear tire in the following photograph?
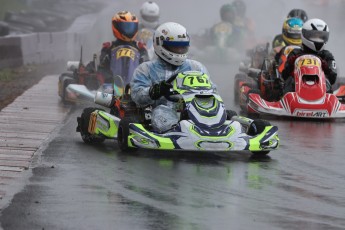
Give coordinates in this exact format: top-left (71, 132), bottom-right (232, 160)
top-left (78, 107), bottom-right (105, 144)
top-left (59, 73), bottom-right (75, 104)
top-left (234, 73), bottom-right (248, 105)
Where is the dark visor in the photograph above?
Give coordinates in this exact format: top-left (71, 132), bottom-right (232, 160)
top-left (113, 21), bottom-right (138, 38)
top-left (142, 14), bottom-right (159, 23)
top-left (302, 29), bottom-right (329, 43)
top-left (283, 29), bottom-right (301, 39)
top-left (163, 40), bottom-right (190, 54)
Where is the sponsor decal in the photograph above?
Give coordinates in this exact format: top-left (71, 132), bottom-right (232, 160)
top-left (295, 110), bottom-right (328, 118)
top-left (96, 117), bottom-right (109, 131)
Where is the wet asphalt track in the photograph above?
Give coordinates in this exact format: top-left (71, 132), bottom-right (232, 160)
top-left (1, 62), bottom-right (345, 230)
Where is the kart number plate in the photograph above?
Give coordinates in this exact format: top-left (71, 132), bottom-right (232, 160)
top-left (297, 56), bottom-right (321, 68)
top-left (182, 75), bottom-right (211, 88)
top-left (116, 48), bottom-right (136, 60)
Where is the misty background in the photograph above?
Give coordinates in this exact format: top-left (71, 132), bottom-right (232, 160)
top-left (1, 0), bottom-right (345, 75)
top-left (87, 0), bottom-right (345, 76)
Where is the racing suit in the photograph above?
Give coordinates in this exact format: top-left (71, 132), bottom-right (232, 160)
top-left (98, 39), bottom-right (149, 82)
top-left (130, 57), bottom-right (213, 132)
top-left (279, 46), bottom-right (337, 93)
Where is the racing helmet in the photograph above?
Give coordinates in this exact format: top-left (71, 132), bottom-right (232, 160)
top-left (301, 18), bottom-right (329, 52)
top-left (140, 1), bottom-right (160, 29)
top-left (153, 22), bottom-right (190, 66)
top-left (287, 8), bottom-right (308, 23)
top-left (111, 11), bottom-right (139, 42)
top-left (282, 17), bottom-right (303, 46)
top-left (220, 4), bottom-right (236, 23)
top-left (232, 0), bottom-right (246, 17)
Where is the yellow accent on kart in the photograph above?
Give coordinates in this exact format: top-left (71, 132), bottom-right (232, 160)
top-left (248, 126), bottom-right (279, 151)
top-left (182, 74), bottom-right (211, 88)
top-left (129, 124), bottom-right (175, 149)
top-left (89, 110), bottom-right (118, 138)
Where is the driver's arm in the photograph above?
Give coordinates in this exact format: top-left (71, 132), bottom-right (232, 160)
top-left (130, 63), bottom-right (155, 107)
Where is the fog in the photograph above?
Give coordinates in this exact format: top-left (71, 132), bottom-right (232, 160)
top-left (99, 0), bottom-right (345, 74)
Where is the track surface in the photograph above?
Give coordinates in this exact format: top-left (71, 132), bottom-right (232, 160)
top-left (1, 63), bottom-right (345, 230)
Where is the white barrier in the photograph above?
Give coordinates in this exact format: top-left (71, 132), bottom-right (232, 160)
top-left (0, 2), bottom-right (119, 69)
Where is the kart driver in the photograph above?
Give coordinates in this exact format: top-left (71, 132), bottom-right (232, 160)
top-left (98, 11), bottom-right (149, 82)
top-left (139, 1), bottom-right (160, 30)
top-left (208, 3), bottom-right (238, 47)
top-left (287, 8), bottom-right (308, 23)
top-left (130, 22), bottom-right (215, 133)
top-left (279, 18), bottom-right (337, 93)
top-left (137, 1), bottom-right (160, 60)
top-left (272, 17), bottom-right (303, 53)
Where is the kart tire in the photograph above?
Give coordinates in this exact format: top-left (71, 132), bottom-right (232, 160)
top-left (247, 119), bottom-right (270, 136)
top-left (248, 119), bottom-right (271, 156)
top-left (118, 117), bottom-right (137, 152)
top-left (234, 73), bottom-right (248, 105)
top-left (59, 73), bottom-right (75, 103)
top-left (226, 110), bottom-right (238, 120)
top-left (79, 107), bottom-right (105, 144)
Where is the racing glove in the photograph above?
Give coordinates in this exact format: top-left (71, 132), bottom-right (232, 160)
top-left (149, 80), bottom-right (172, 100)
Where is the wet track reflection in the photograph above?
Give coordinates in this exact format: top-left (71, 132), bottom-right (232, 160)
top-left (2, 63), bottom-right (345, 230)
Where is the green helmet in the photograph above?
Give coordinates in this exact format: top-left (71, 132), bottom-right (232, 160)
top-left (220, 4), bottom-right (236, 23)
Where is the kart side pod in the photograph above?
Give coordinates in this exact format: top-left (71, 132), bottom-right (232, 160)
top-left (88, 110), bottom-right (120, 139)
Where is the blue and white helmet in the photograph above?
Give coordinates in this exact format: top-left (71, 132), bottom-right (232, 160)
top-left (302, 18), bottom-right (329, 52)
top-left (153, 22), bottom-right (190, 66)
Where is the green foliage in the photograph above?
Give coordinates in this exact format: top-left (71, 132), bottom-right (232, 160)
top-left (0, 68), bottom-right (14, 81)
top-left (0, 1), bottom-right (28, 20)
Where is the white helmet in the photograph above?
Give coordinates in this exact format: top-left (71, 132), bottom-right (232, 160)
top-left (140, 1), bottom-right (160, 29)
top-left (153, 22), bottom-right (190, 66)
top-left (302, 18), bottom-right (329, 52)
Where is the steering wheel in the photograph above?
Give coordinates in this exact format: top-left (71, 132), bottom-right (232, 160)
top-left (164, 73), bottom-right (181, 102)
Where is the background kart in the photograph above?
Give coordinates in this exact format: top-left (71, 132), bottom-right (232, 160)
top-left (58, 44), bottom-right (140, 103)
top-left (76, 71), bottom-right (279, 156)
top-left (234, 54), bottom-right (345, 119)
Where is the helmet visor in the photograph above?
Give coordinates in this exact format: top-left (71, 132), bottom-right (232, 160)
top-left (283, 29), bottom-right (301, 39)
top-left (302, 29), bottom-right (329, 43)
top-left (142, 14), bottom-right (159, 23)
top-left (113, 21), bottom-right (138, 39)
top-left (163, 40), bottom-right (190, 54)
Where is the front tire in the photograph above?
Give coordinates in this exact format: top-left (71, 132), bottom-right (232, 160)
top-left (117, 117), bottom-right (137, 152)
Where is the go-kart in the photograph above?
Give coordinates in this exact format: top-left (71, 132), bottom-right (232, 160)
top-left (234, 43), bottom-right (271, 105)
top-left (58, 44), bottom-right (141, 103)
top-left (58, 47), bottom-right (103, 103)
top-left (76, 71), bottom-right (280, 156)
top-left (235, 54), bottom-right (345, 118)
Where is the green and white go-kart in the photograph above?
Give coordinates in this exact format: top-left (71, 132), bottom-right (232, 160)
top-left (76, 71), bottom-right (279, 156)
